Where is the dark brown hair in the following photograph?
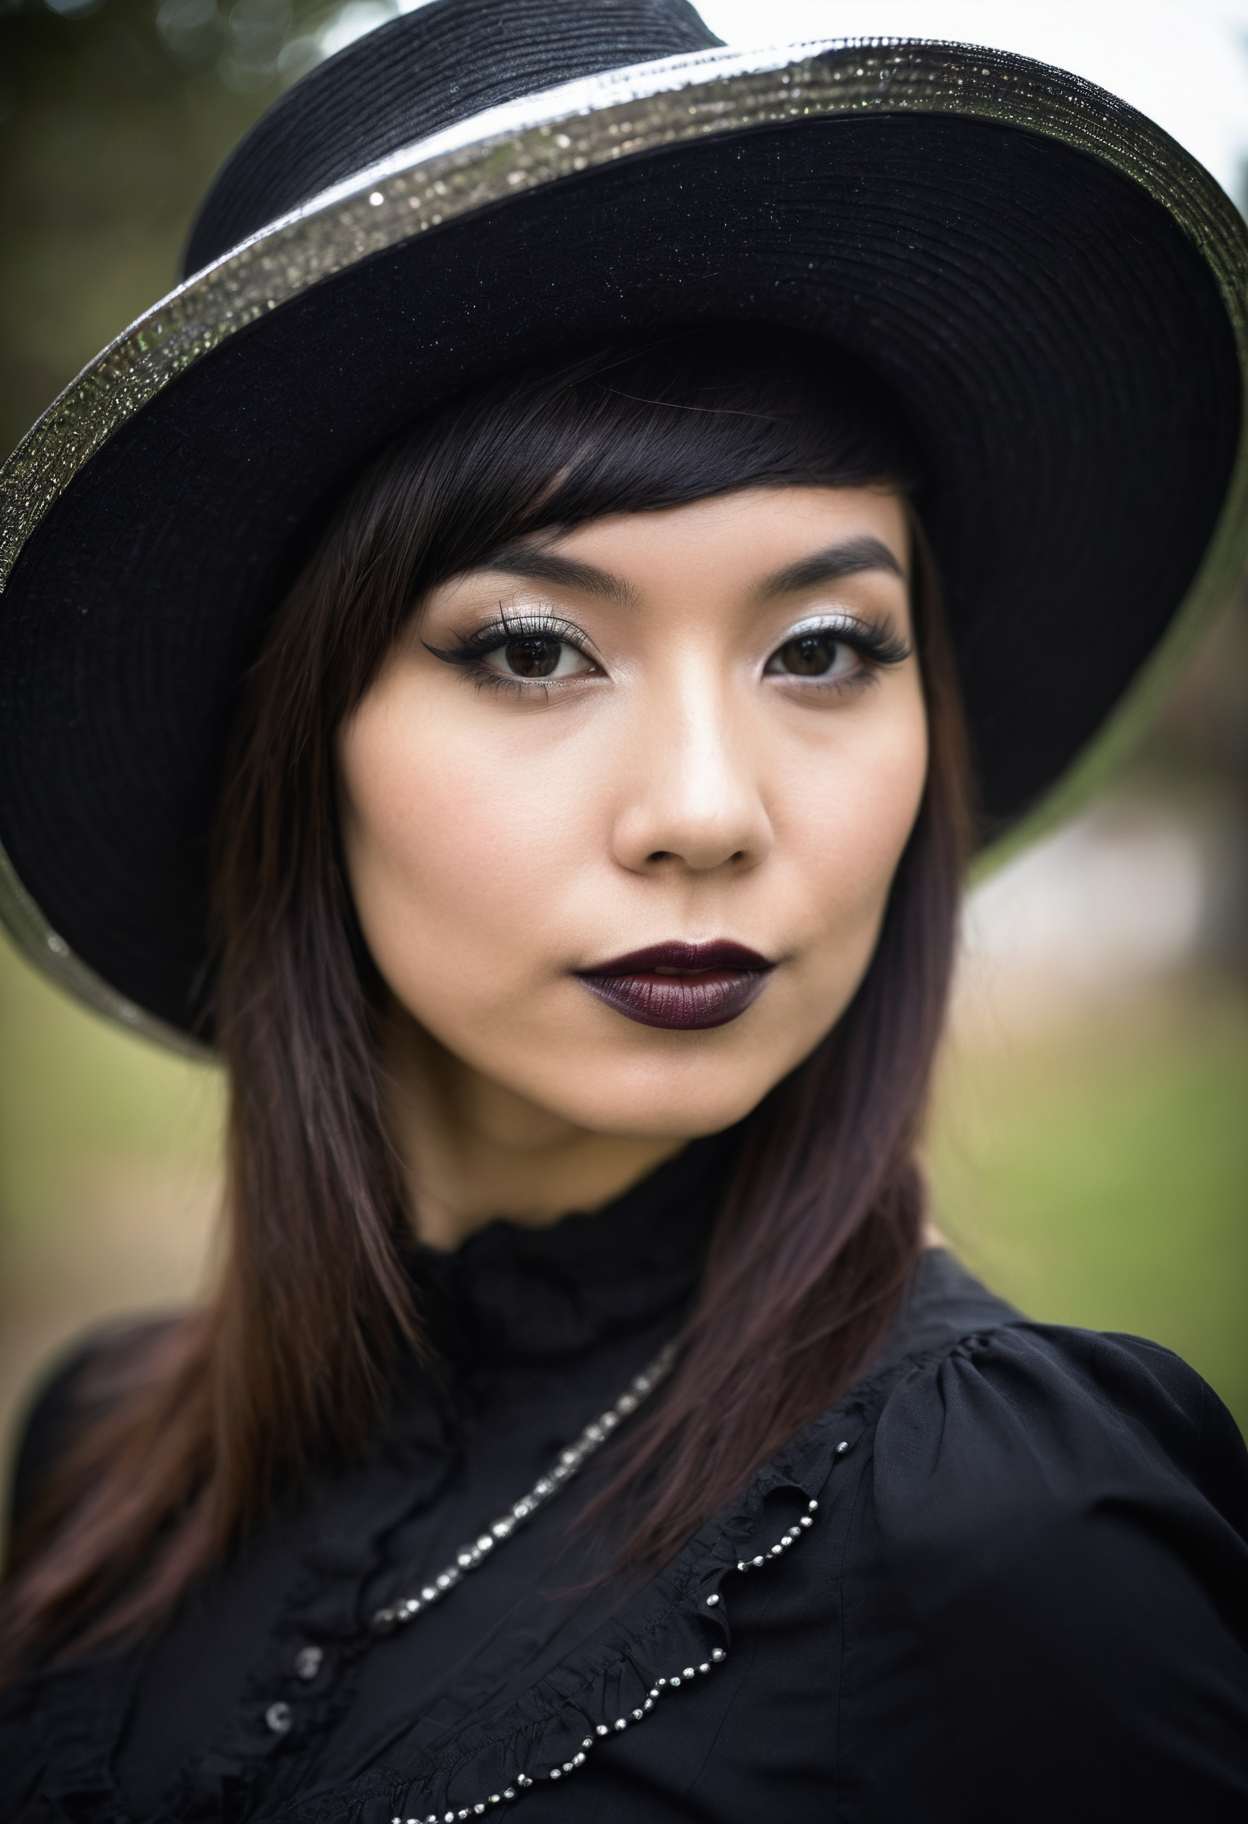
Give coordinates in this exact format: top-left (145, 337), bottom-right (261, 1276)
top-left (0, 327), bottom-right (971, 1674)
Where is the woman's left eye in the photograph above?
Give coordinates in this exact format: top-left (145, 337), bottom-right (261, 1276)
top-left (482, 636), bottom-right (593, 680)
top-left (765, 632), bottom-right (859, 681)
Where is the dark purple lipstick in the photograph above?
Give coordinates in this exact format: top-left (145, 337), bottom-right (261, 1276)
top-left (576, 940), bottom-right (775, 1031)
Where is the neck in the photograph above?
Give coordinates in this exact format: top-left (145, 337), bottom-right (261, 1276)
top-left (380, 1010), bottom-right (685, 1251)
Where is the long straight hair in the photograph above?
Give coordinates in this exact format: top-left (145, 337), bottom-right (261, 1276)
top-left (1, 327), bottom-right (971, 1673)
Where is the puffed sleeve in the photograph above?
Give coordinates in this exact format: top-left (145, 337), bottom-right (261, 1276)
top-left (868, 1325), bottom-right (1248, 1822)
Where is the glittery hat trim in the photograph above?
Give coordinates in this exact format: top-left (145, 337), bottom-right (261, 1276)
top-left (1, 37), bottom-right (1245, 1050)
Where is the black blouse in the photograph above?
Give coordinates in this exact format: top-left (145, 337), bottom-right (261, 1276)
top-left (5, 1134), bottom-right (1247, 1822)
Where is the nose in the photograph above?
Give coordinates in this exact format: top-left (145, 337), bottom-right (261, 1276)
top-left (610, 668), bottom-right (774, 876)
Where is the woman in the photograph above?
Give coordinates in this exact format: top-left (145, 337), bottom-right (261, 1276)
top-left (0, 2), bottom-right (1244, 1818)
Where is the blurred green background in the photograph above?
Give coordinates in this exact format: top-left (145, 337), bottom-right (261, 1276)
top-left (0, 0), bottom-right (1245, 1488)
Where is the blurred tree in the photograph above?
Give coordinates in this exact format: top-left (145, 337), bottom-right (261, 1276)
top-left (1141, 595), bottom-right (1248, 966)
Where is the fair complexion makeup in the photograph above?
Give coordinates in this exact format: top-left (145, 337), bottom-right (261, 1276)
top-left (337, 485), bottom-right (929, 1249)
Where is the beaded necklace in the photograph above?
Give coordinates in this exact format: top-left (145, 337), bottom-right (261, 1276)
top-left (375, 1340), bottom-right (842, 1820)
top-left (370, 1339), bottom-right (678, 1635)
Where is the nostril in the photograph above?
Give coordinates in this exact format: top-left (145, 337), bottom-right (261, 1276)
top-left (647, 851), bottom-right (673, 863)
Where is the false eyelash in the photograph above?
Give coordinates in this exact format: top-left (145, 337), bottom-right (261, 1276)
top-left (422, 609), bottom-right (594, 669)
top-left (778, 614), bottom-right (911, 669)
top-left (850, 623), bottom-right (911, 668)
top-left (421, 611), bottom-right (909, 698)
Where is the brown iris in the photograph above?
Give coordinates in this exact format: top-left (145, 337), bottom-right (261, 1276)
top-left (503, 636), bottom-right (562, 678)
top-left (776, 634), bottom-right (841, 676)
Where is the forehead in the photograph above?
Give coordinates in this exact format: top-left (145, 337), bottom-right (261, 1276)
top-left (514, 485), bottom-right (912, 586)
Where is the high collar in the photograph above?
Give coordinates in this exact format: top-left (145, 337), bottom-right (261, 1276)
top-left (401, 1128), bottom-right (741, 1365)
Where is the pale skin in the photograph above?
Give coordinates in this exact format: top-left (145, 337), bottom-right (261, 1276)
top-left (337, 485), bottom-right (929, 1249)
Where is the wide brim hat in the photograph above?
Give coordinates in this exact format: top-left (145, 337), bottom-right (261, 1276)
top-left (1, 0), bottom-right (1245, 1055)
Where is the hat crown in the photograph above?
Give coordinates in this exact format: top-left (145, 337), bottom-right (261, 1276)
top-left (183, 0), bottom-right (722, 275)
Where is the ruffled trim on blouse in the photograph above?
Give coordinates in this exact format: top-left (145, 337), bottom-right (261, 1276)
top-left (9, 1278), bottom-right (1244, 1823)
top-left (267, 1392), bottom-right (880, 1824)
top-left (257, 1323), bottom-right (1245, 1824)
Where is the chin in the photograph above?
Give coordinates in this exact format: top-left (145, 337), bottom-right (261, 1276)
top-left (511, 1054), bottom-right (791, 1142)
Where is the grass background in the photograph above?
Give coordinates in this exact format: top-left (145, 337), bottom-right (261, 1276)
top-left (930, 975), bottom-right (1248, 1423)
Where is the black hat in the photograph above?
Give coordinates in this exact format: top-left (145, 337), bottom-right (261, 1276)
top-left (0, 0), bottom-right (1244, 1053)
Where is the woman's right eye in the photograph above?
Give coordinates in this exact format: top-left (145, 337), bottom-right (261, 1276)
top-left (483, 636), bottom-right (593, 680)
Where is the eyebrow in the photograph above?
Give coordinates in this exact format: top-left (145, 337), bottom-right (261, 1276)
top-left (472, 531), bottom-right (904, 608)
top-left (475, 544), bottom-right (638, 607)
top-left (754, 535), bottom-right (906, 601)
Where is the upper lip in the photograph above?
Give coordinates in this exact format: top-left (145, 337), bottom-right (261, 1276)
top-left (577, 940), bottom-right (773, 977)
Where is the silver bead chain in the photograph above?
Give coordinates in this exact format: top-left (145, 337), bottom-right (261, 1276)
top-left (387, 1484), bottom-right (836, 1821)
top-left (388, 1639), bottom-right (735, 1824)
top-left (370, 1340), bottom-right (680, 1635)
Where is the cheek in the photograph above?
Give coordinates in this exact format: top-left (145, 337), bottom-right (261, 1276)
top-left (336, 690), bottom-right (596, 987)
top-left (782, 694), bottom-right (928, 958)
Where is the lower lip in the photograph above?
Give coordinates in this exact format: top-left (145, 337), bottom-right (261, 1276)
top-left (576, 967), bottom-right (773, 1030)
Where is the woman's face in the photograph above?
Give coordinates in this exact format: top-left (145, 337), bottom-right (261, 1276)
top-left (338, 485), bottom-right (928, 1140)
